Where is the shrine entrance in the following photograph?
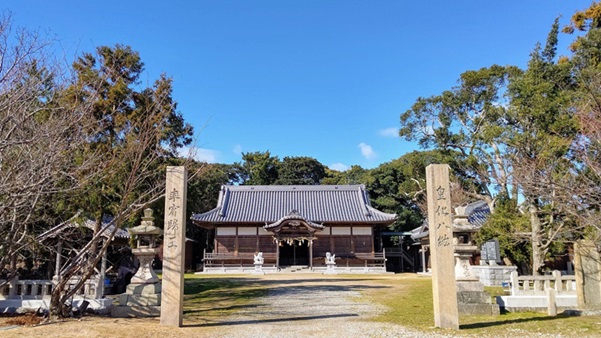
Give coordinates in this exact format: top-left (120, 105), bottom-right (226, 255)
top-left (279, 240), bottom-right (310, 266)
top-left (265, 210), bottom-right (324, 269)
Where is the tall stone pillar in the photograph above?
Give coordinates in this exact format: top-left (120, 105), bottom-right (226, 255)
top-left (574, 240), bottom-right (601, 312)
top-left (160, 166), bottom-right (188, 327)
top-left (425, 164), bottom-right (459, 329)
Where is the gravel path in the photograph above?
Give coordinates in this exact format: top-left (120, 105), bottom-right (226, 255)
top-left (200, 279), bottom-right (457, 338)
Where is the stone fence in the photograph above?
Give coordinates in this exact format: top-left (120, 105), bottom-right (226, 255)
top-left (0, 276), bottom-right (101, 300)
top-left (510, 270), bottom-right (576, 296)
top-left (496, 270), bottom-right (578, 313)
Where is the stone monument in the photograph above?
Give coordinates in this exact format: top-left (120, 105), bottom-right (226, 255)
top-left (425, 164), bottom-right (459, 329)
top-left (574, 239), bottom-right (601, 313)
top-left (160, 166), bottom-right (188, 327)
top-left (111, 208), bottom-right (162, 317)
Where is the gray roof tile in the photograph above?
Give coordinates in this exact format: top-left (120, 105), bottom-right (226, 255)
top-left (191, 185), bottom-right (397, 224)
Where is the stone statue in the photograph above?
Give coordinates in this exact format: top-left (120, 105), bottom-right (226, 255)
top-left (253, 252), bottom-right (264, 265)
top-left (325, 252), bottom-right (336, 264)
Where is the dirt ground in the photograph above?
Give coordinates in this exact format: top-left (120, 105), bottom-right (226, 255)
top-left (0, 274), bottom-right (438, 338)
top-left (1, 274), bottom-right (598, 338)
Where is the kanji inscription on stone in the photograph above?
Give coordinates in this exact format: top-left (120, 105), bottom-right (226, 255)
top-left (425, 164), bottom-right (459, 329)
top-left (160, 166), bottom-right (187, 327)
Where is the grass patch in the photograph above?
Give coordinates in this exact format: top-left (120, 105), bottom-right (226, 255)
top-left (364, 274), bottom-right (601, 336)
top-left (182, 274), bottom-right (269, 324)
top-left (365, 275), bottom-right (434, 329)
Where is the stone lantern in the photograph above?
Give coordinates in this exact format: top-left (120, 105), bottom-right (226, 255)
top-left (129, 208), bottom-right (162, 284)
top-left (111, 208), bottom-right (162, 317)
top-left (453, 205), bottom-right (500, 315)
top-left (453, 205), bottom-right (479, 281)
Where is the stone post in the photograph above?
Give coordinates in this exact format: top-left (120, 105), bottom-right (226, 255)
top-left (160, 166), bottom-right (188, 327)
top-left (574, 240), bottom-right (601, 312)
top-left (425, 164), bottom-right (459, 329)
top-left (547, 288), bottom-right (557, 316)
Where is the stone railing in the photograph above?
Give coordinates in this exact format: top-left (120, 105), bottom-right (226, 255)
top-left (0, 276), bottom-right (101, 300)
top-left (510, 270), bottom-right (576, 296)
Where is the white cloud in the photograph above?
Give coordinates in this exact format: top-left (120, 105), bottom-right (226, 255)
top-left (329, 163), bottom-right (349, 172)
top-left (358, 142), bottom-right (377, 160)
top-left (196, 148), bottom-right (220, 163)
top-left (379, 127), bottom-right (399, 138)
top-left (179, 146), bottom-right (220, 163)
top-left (232, 144), bottom-right (243, 155)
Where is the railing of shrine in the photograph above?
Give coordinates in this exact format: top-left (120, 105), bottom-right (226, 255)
top-left (510, 270), bottom-right (576, 296)
top-left (0, 276), bottom-right (101, 299)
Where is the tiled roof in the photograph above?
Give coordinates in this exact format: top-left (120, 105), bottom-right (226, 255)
top-left (264, 211), bottom-right (325, 230)
top-left (191, 185), bottom-right (397, 224)
top-left (410, 200), bottom-right (491, 240)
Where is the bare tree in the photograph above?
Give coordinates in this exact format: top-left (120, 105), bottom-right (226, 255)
top-left (0, 13), bottom-right (102, 285)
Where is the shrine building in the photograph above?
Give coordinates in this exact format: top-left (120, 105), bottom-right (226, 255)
top-left (191, 185), bottom-right (397, 273)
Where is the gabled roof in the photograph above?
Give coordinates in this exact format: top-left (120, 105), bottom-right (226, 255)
top-left (191, 185), bottom-right (397, 225)
top-left (264, 210), bottom-right (325, 231)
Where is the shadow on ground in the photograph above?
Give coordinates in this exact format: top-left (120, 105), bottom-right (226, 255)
top-left (183, 313), bottom-right (359, 328)
top-left (460, 314), bottom-right (569, 330)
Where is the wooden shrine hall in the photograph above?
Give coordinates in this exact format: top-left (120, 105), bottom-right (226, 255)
top-left (191, 185), bottom-right (397, 273)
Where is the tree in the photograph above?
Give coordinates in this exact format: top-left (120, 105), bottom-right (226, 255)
top-left (366, 150), bottom-right (474, 233)
top-left (399, 19), bottom-right (580, 273)
top-left (504, 19), bottom-right (578, 273)
top-left (0, 13), bottom-right (103, 285)
top-left (400, 64), bottom-right (516, 209)
top-left (46, 45), bottom-right (193, 317)
top-left (274, 156), bottom-right (326, 185)
top-left (235, 151), bottom-right (279, 185)
top-left (322, 165), bottom-right (368, 185)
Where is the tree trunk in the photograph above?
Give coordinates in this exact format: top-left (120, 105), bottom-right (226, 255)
top-left (529, 203), bottom-right (544, 275)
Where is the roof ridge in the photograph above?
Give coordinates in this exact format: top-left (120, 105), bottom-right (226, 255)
top-left (221, 184), bottom-right (365, 192)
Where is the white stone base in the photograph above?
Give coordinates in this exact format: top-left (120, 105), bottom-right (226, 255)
top-left (200, 266), bottom-right (389, 274)
top-left (201, 266), bottom-right (279, 274)
top-left (0, 298), bottom-right (112, 314)
top-left (497, 295), bottom-right (578, 312)
top-left (471, 265), bottom-right (518, 286)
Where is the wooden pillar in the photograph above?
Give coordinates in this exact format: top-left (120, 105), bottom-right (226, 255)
top-left (309, 240), bottom-right (314, 268)
top-left (256, 227), bottom-right (260, 252)
top-left (234, 227), bottom-right (239, 256)
top-left (276, 239), bottom-right (280, 269)
top-left (350, 226), bottom-right (355, 253)
top-left (421, 246), bottom-right (427, 273)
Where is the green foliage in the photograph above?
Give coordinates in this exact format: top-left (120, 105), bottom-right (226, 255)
top-left (65, 44), bottom-right (193, 221)
top-left (322, 165), bottom-right (368, 185)
top-left (475, 196), bottom-right (531, 268)
top-left (274, 156), bottom-right (326, 185)
top-left (236, 151), bottom-right (279, 185)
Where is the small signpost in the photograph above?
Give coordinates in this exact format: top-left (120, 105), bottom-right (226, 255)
top-left (160, 166), bottom-right (188, 327)
top-left (425, 164), bottom-right (459, 330)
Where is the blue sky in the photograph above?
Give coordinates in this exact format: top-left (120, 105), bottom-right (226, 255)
top-left (4, 1), bottom-right (591, 170)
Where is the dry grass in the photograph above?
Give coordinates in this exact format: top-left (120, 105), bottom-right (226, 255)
top-left (4, 313), bottom-right (44, 326)
top-left (2, 273), bottom-right (601, 337)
